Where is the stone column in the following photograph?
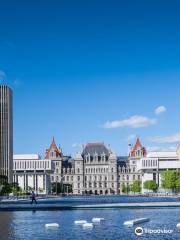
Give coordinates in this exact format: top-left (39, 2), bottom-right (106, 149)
top-left (33, 174), bottom-right (35, 190)
top-left (24, 174), bottom-right (26, 191)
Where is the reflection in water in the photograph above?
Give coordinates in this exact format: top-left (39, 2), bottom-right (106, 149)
top-left (0, 212), bottom-right (14, 240)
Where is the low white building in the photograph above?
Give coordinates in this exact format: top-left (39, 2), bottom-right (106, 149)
top-left (13, 154), bottom-right (54, 194)
top-left (137, 147), bottom-right (180, 193)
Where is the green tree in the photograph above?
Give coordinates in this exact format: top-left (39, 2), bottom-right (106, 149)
top-left (131, 180), bottom-right (141, 193)
top-left (0, 182), bottom-right (12, 195)
top-left (143, 180), bottom-right (158, 192)
top-left (161, 171), bottom-right (178, 192)
top-left (175, 177), bottom-right (180, 190)
top-left (121, 183), bottom-right (130, 194)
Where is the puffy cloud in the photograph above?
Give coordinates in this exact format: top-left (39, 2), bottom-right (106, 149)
top-left (72, 143), bottom-right (83, 149)
top-left (147, 146), bottom-right (177, 152)
top-left (102, 115), bottom-right (157, 129)
top-left (149, 132), bottom-right (180, 144)
top-left (155, 106), bottom-right (167, 115)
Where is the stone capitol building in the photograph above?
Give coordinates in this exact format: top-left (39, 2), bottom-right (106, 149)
top-left (13, 137), bottom-right (147, 195)
top-left (45, 139), bottom-right (118, 195)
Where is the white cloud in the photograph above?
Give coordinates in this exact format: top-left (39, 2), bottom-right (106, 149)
top-left (155, 106), bottom-right (167, 115)
top-left (0, 70), bottom-right (6, 81)
top-left (149, 132), bottom-right (180, 144)
top-left (72, 143), bottom-right (83, 149)
top-left (102, 115), bottom-right (157, 129)
top-left (147, 146), bottom-right (177, 152)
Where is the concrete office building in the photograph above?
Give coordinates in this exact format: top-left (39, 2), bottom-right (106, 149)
top-left (137, 147), bottom-right (180, 194)
top-left (0, 85), bottom-right (13, 183)
top-left (13, 154), bottom-right (53, 194)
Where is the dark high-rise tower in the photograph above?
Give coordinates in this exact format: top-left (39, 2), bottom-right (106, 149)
top-left (0, 85), bottom-right (13, 183)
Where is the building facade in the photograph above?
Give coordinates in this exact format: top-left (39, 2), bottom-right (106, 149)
top-left (118, 138), bottom-right (146, 194)
top-left (13, 154), bottom-right (53, 194)
top-left (0, 85), bottom-right (13, 183)
top-left (74, 143), bottom-right (118, 195)
top-left (137, 147), bottom-right (180, 194)
top-left (45, 140), bottom-right (118, 195)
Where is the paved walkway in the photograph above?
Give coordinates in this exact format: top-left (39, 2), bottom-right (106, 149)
top-left (0, 202), bottom-right (180, 211)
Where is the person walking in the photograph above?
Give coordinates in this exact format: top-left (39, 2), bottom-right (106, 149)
top-left (31, 191), bottom-right (37, 204)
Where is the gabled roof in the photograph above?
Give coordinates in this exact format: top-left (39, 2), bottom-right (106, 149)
top-left (45, 137), bottom-right (63, 159)
top-left (130, 137), bottom-right (147, 157)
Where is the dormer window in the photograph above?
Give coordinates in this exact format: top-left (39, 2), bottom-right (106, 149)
top-left (94, 153), bottom-right (98, 161)
top-left (50, 151), bottom-right (56, 158)
top-left (85, 154), bottom-right (90, 162)
top-left (101, 153), bottom-right (106, 161)
top-left (136, 149), bottom-right (142, 157)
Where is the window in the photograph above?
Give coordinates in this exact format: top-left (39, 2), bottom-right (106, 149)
top-left (111, 168), bottom-right (114, 173)
top-left (71, 176), bottom-right (73, 181)
top-left (133, 175), bottom-right (135, 180)
top-left (67, 176), bottom-right (69, 181)
top-left (112, 175), bottom-right (114, 180)
top-left (78, 176), bottom-right (80, 181)
top-left (126, 175), bottom-right (129, 180)
top-left (138, 175), bottom-right (140, 180)
top-left (94, 154), bottom-right (98, 161)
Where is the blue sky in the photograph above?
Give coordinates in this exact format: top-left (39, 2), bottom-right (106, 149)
top-left (1, 0), bottom-right (180, 156)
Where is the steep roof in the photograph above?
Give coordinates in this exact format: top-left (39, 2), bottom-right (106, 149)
top-left (130, 137), bottom-right (147, 157)
top-left (45, 137), bottom-right (63, 159)
top-left (82, 143), bottom-right (110, 156)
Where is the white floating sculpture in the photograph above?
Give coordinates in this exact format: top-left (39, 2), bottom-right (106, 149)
top-left (124, 218), bottom-right (150, 226)
top-left (82, 223), bottom-right (93, 229)
top-left (74, 220), bottom-right (87, 225)
top-left (45, 223), bottom-right (59, 228)
top-left (92, 218), bottom-right (105, 223)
